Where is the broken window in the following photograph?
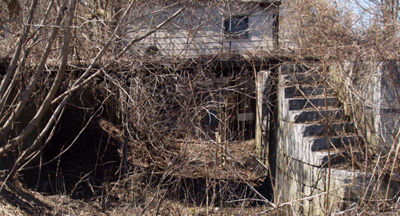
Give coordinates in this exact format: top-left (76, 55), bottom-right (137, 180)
top-left (224, 15), bottom-right (249, 39)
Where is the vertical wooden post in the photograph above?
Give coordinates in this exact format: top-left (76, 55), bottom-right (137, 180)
top-left (272, 2), bottom-right (280, 50)
top-left (123, 95), bottom-right (129, 176)
top-left (256, 71), bottom-right (271, 163)
top-left (215, 132), bottom-right (220, 165)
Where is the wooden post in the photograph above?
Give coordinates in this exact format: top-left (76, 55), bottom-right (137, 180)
top-left (256, 70), bottom-right (271, 163)
top-left (272, 2), bottom-right (280, 50)
top-left (215, 132), bottom-right (220, 165)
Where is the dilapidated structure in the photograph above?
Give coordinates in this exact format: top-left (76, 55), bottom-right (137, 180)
top-left (126, 0), bottom-right (280, 57)
top-left (1, 0), bottom-right (399, 215)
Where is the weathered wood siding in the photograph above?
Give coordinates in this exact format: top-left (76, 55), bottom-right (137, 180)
top-left (125, 2), bottom-right (276, 58)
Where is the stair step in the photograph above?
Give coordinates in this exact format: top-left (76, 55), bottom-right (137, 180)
top-left (318, 151), bottom-right (359, 168)
top-left (303, 122), bottom-right (355, 137)
top-left (291, 109), bottom-right (345, 123)
top-left (279, 64), bottom-right (360, 168)
top-left (284, 86), bottom-right (336, 98)
top-left (285, 143), bottom-right (357, 167)
top-left (289, 97), bottom-right (339, 111)
top-left (307, 135), bottom-right (361, 151)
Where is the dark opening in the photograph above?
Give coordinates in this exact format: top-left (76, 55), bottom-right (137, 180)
top-left (202, 73), bottom-right (256, 141)
top-left (145, 45), bottom-right (160, 55)
top-left (224, 15), bottom-right (249, 39)
top-left (22, 106), bottom-right (121, 199)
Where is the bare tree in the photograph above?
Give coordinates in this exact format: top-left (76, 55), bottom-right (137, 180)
top-left (0, 0), bottom-right (187, 184)
top-left (1, 0), bottom-right (399, 215)
top-left (0, 1), bottom-right (273, 214)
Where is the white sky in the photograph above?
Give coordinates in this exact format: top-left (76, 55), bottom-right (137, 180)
top-left (335, 0), bottom-right (378, 30)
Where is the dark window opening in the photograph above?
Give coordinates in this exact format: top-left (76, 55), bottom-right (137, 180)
top-left (145, 45), bottom-right (159, 55)
top-left (224, 15), bottom-right (249, 39)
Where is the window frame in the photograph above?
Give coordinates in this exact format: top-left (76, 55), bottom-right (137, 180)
top-left (223, 15), bottom-right (249, 39)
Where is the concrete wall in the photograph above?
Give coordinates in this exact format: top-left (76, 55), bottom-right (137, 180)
top-left (330, 61), bottom-right (400, 153)
top-left (272, 64), bottom-right (397, 215)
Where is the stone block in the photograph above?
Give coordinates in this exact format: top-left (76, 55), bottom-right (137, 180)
top-left (309, 135), bottom-right (360, 151)
top-left (302, 122), bottom-right (355, 137)
top-left (284, 86), bottom-right (335, 99)
top-left (288, 97), bottom-right (339, 111)
top-left (290, 109), bottom-right (345, 123)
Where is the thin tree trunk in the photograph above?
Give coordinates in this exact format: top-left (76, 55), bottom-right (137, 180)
top-left (0, 0), bottom-right (68, 146)
top-left (0, 0), bottom-right (38, 99)
top-left (0, 0), bottom-right (55, 111)
top-left (0, 0), bottom-right (77, 160)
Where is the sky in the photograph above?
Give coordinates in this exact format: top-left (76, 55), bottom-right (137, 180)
top-left (334, 0), bottom-right (378, 30)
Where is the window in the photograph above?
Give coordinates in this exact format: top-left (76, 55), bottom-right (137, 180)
top-left (224, 15), bottom-right (249, 39)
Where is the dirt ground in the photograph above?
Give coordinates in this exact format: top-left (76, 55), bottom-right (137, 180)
top-left (0, 196), bottom-right (275, 215)
top-left (0, 177), bottom-right (276, 216)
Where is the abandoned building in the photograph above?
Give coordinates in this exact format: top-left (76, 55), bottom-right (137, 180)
top-left (1, 0), bottom-right (399, 215)
top-left (119, 0), bottom-right (399, 214)
top-left (127, 0), bottom-right (280, 57)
